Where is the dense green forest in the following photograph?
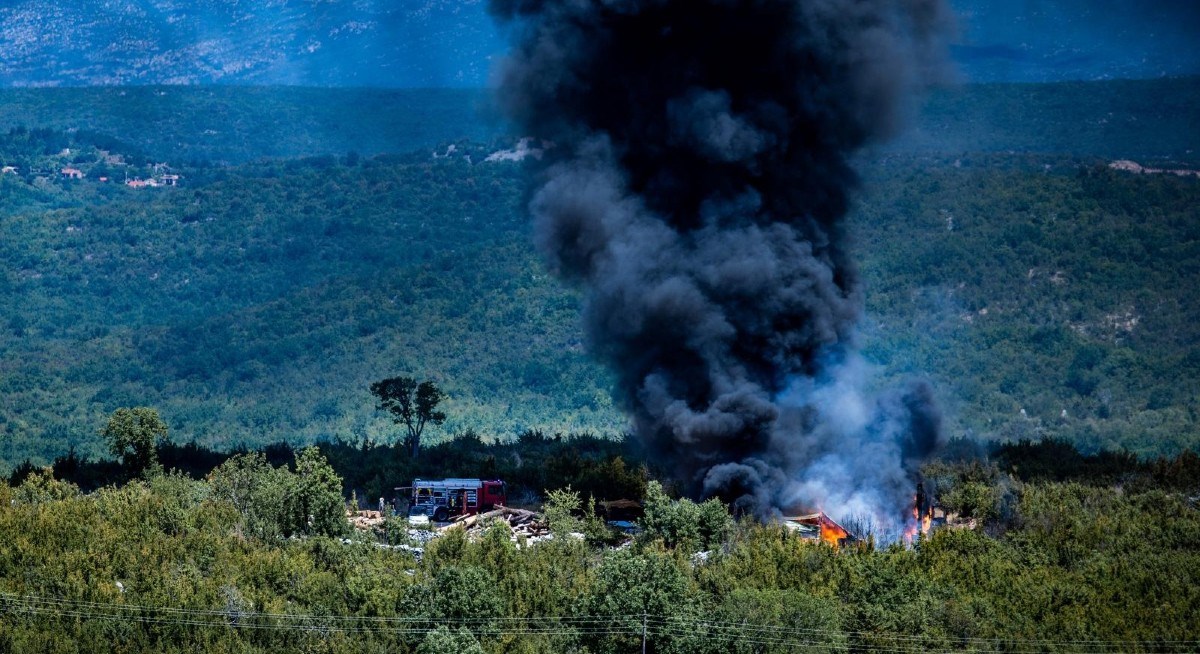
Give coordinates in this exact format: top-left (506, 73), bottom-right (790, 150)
top-left (3, 147), bottom-right (1199, 469)
top-left (0, 87), bottom-right (501, 164)
top-left (2, 77), bottom-right (1199, 471)
top-left (1, 438), bottom-right (1197, 653)
top-left (890, 77), bottom-right (1200, 160)
top-left (0, 77), bottom-right (1195, 164)
top-left (0, 136), bottom-right (622, 467)
top-left (855, 156), bottom-right (1200, 456)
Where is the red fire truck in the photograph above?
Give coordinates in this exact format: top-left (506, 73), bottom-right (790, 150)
top-left (399, 478), bottom-right (507, 523)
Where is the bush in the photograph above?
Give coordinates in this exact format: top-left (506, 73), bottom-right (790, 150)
top-left (639, 481), bottom-right (732, 551)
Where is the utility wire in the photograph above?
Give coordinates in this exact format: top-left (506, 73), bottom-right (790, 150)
top-left (2, 592), bottom-right (1193, 652)
top-left (647, 615), bottom-right (1200, 648)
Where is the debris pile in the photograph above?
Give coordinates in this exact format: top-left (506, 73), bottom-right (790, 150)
top-left (347, 509), bottom-right (386, 531)
top-left (440, 506), bottom-right (552, 543)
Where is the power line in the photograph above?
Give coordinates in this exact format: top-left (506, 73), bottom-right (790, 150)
top-left (1, 592), bottom-right (1194, 652)
top-left (646, 615), bottom-right (1200, 649)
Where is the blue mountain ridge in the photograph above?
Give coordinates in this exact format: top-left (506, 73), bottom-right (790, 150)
top-left (1, 0), bottom-right (1197, 88)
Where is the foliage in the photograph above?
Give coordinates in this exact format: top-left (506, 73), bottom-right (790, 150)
top-left (417, 627), bottom-right (485, 654)
top-left (854, 158), bottom-right (1200, 457)
top-left (207, 448), bottom-right (346, 539)
top-left (542, 486), bottom-right (583, 535)
top-left (289, 446), bottom-right (349, 538)
top-left (11, 467), bottom-right (80, 504)
top-left (0, 458), bottom-right (1198, 652)
top-left (370, 377), bottom-right (447, 458)
top-left (3, 80), bottom-right (1200, 470)
top-left (0, 87), bottom-right (500, 164)
top-left (99, 407), bottom-right (169, 476)
top-left (940, 481), bottom-right (1002, 520)
top-left (0, 141), bottom-right (623, 470)
top-left (0, 79), bottom-right (1195, 165)
top-left (0, 74), bottom-right (1198, 654)
top-left (639, 481), bottom-right (733, 551)
top-left (207, 453), bottom-right (295, 540)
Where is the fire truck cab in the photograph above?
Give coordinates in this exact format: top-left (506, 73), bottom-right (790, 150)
top-left (401, 478), bottom-right (506, 524)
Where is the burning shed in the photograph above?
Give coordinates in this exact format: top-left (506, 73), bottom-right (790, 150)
top-left (782, 512), bottom-right (855, 548)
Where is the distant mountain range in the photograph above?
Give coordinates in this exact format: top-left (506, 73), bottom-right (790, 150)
top-left (0, 0), bottom-right (501, 88)
top-left (1, 0), bottom-right (1198, 88)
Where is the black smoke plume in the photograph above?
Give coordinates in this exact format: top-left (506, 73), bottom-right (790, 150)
top-left (489, 0), bottom-right (952, 529)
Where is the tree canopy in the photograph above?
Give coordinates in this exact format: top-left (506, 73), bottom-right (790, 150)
top-left (99, 407), bottom-right (169, 476)
top-left (370, 376), bottom-right (447, 458)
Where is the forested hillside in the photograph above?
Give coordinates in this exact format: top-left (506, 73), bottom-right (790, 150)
top-left (855, 156), bottom-right (1200, 456)
top-left (890, 77), bottom-right (1200, 160)
top-left (1, 78), bottom-right (1199, 471)
top-left (0, 138), bottom-right (621, 467)
top-left (0, 77), bottom-right (1195, 163)
top-left (0, 87), bottom-right (500, 163)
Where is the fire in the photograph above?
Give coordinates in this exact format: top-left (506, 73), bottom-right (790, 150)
top-left (903, 490), bottom-right (935, 544)
top-left (819, 515), bottom-right (849, 547)
top-left (782, 511), bottom-right (853, 548)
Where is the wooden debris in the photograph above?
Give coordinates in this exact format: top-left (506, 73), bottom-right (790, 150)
top-left (438, 505), bottom-right (550, 543)
top-left (348, 509), bottom-right (386, 531)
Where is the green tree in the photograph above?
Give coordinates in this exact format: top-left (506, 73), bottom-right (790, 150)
top-left (12, 467), bottom-right (80, 504)
top-left (208, 453), bottom-right (294, 540)
top-left (417, 626), bottom-right (484, 654)
top-left (99, 407), bottom-right (168, 476)
top-left (370, 376), bottom-right (446, 458)
top-left (584, 548), bottom-right (694, 654)
top-left (543, 485), bottom-right (583, 535)
top-left (942, 481), bottom-right (1001, 521)
top-left (289, 446), bottom-right (348, 537)
top-left (640, 481), bottom-right (732, 551)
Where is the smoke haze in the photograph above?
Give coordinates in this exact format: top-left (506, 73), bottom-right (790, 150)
top-left (490, 0), bottom-right (952, 529)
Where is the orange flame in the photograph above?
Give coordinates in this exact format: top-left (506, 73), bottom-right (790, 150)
top-left (787, 511), bottom-right (852, 548)
top-left (819, 518), bottom-right (849, 547)
top-left (903, 493), bottom-right (920, 543)
top-left (903, 493), bottom-right (935, 544)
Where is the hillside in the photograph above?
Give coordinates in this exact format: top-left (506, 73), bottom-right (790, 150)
top-left (0, 77), bottom-right (1196, 164)
top-left (0, 0), bottom-right (499, 88)
top-left (891, 77), bottom-right (1200, 160)
top-left (0, 142), bottom-right (623, 468)
top-left (0, 87), bottom-right (499, 164)
top-left (3, 0), bottom-right (1198, 87)
top-left (855, 156), bottom-right (1200, 456)
top-left (1, 79), bottom-right (1199, 471)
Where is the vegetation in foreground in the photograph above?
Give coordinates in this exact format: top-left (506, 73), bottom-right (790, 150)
top-left (1, 435), bottom-right (1197, 653)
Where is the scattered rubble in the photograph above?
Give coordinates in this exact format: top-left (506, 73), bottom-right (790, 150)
top-left (347, 505), bottom-right (559, 551)
top-left (440, 506), bottom-right (552, 543)
top-left (348, 509), bottom-right (386, 531)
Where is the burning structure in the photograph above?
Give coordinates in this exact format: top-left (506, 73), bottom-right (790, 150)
top-left (783, 512), bottom-right (855, 548)
top-left (490, 0), bottom-right (952, 538)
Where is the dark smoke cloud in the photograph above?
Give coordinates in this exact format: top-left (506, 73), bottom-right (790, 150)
top-left (490, 0), bottom-right (952, 530)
